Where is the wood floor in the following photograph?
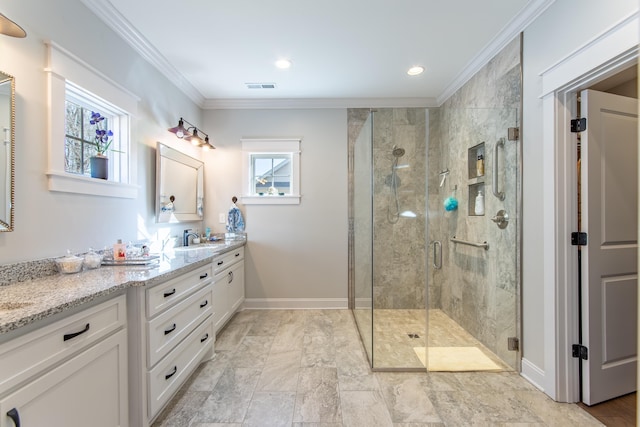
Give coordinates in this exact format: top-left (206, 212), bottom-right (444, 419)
top-left (578, 392), bottom-right (636, 427)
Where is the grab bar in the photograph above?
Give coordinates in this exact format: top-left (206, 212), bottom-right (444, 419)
top-left (432, 241), bottom-right (442, 269)
top-left (451, 236), bottom-right (489, 250)
top-left (493, 138), bottom-right (505, 201)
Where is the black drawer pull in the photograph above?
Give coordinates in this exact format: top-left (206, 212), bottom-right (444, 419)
top-left (217, 260), bottom-right (224, 266)
top-left (200, 333), bottom-right (209, 343)
top-left (7, 408), bottom-right (20, 427)
top-left (164, 323), bottom-right (177, 335)
top-left (235, 252), bottom-right (240, 257)
top-left (200, 300), bottom-right (208, 308)
top-left (200, 273), bottom-right (208, 279)
top-left (163, 288), bottom-right (176, 298)
top-left (165, 366), bottom-right (177, 380)
top-left (63, 323), bottom-right (90, 341)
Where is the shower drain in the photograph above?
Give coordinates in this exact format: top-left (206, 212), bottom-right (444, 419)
top-left (407, 333), bottom-right (421, 339)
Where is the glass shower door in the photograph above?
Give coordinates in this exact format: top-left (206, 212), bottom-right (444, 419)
top-left (351, 110), bottom-right (373, 365)
top-left (426, 107), bottom-right (520, 371)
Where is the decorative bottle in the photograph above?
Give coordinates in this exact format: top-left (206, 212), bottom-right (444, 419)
top-left (476, 154), bottom-right (484, 176)
top-left (113, 239), bottom-right (126, 261)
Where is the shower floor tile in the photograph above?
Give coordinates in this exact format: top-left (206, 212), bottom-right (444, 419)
top-left (356, 308), bottom-right (510, 370)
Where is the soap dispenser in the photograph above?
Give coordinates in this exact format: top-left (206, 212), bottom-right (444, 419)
top-left (474, 190), bottom-right (484, 216)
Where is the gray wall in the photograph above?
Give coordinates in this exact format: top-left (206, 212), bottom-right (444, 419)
top-left (428, 37), bottom-right (521, 369)
top-left (202, 109), bottom-right (348, 305)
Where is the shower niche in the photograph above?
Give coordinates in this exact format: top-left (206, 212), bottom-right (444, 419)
top-left (468, 142), bottom-right (485, 216)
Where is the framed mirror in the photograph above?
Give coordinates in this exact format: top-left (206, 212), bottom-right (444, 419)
top-left (156, 142), bottom-right (204, 223)
top-left (0, 71), bottom-right (14, 232)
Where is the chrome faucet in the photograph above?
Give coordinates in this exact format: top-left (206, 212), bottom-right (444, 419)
top-left (183, 229), bottom-right (199, 247)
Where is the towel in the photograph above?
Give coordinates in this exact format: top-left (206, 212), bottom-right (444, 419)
top-left (226, 203), bottom-right (245, 232)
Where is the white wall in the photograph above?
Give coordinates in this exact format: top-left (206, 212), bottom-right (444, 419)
top-left (521, 0), bottom-right (638, 380)
top-left (203, 109), bottom-right (348, 304)
top-left (0, 0), bottom-right (203, 263)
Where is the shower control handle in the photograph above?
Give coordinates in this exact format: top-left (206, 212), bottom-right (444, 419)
top-left (491, 210), bottom-right (509, 229)
top-left (432, 241), bottom-right (442, 270)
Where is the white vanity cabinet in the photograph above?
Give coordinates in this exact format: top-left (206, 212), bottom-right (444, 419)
top-left (0, 295), bottom-right (128, 427)
top-left (127, 263), bottom-right (214, 427)
top-left (211, 247), bottom-right (245, 334)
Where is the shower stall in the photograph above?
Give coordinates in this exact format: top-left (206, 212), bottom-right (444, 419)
top-left (348, 36), bottom-right (522, 372)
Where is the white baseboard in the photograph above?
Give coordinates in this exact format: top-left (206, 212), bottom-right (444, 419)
top-left (520, 358), bottom-right (545, 392)
top-left (243, 298), bottom-right (348, 309)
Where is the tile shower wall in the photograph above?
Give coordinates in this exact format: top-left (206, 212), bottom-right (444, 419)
top-left (428, 36), bottom-right (521, 369)
top-left (349, 108), bottom-right (428, 310)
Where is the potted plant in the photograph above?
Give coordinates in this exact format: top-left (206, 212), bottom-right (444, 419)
top-left (89, 111), bottom-right (114, 180)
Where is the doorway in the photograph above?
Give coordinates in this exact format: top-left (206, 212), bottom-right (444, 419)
top-left (576, 68), bottom-right (638, 408)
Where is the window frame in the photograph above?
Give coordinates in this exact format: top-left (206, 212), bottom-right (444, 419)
top-left (45, 41), bottom-right (138, 199)
top-left (241, 138), bottom-right (301, 205)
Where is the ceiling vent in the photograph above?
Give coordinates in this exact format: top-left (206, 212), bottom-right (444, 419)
top-left (245, 82), bottom-right (277, 89)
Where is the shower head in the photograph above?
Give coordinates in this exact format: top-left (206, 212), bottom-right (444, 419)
top-left (392, 146), bottom-right (405, 157)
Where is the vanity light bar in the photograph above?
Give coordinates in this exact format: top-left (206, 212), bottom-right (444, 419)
top-left (167, 117), bottom-right (215, 150)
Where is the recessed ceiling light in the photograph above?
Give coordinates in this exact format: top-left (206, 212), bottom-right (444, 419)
top-left (275, 59), bottom-right (292, 69)
top-left (407, 66), bottom-right (425, 76)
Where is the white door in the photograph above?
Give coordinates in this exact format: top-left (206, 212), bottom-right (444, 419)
top-left (580, 89), bottom-right (638, 405)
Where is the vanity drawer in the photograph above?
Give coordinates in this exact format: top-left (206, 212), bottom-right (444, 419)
top-left (213, 247), bottom-right (244, 275)
top-left (147, 318), bottom-right (212, 419)
top-left (146, 264), bottom-right (212, 318)
top-left (147, 284), bottom-right (212, 367)
top-left (0, 295), bottom-right (126, 393)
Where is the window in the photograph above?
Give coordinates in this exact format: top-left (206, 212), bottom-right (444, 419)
top-left (45, 41), bottom-right (138, 198)
top-left (64, 99), bottom-right (121, 175)
top-left (242, 138), bottom-right (301, 204)
top-left (252, 154), bottom-right (292, 195)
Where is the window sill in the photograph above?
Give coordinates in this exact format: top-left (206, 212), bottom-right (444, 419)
top-left (47, 171), bottom-right (138, 199)
top-left (242, 195), bottom-right (301, 205)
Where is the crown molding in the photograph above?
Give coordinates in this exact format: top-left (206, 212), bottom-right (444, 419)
top-left (83, 0), bottom-right (555, 110)
top-left (202, 97), bottom-right (438, 110)
top-left (436, 0), bottom-right (556, 105)
top-left (80, 0), bottom-right (205, 107)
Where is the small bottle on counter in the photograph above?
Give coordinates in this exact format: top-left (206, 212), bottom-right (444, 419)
top-left (113, 239), bottom-right (126, 261)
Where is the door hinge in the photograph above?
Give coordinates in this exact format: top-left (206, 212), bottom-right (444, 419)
top-left (571, 118), bottom-right (587, 133)
top-left (507, 337), bottom-right (519, 351)
top-left (571, 232), bottom-right (587, 246)
top-left (507, 127), bottom-right (519, 141)
top-left (572, 344), bottom-right (588, 360)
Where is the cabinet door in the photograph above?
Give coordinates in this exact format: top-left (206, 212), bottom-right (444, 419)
top-left (212, 273), bottom-right (229, 333)
top-left (1, 331), bottom-right (127, 427)
top-left (227, 261), bottom-right (245, 314)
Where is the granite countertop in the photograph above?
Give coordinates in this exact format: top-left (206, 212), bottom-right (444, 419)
top-left (0, 240), bottom-right (245, 336)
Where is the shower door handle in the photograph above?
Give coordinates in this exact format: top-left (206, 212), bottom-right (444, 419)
top-left (492, 138), bottom-right (506, 201)
top-left (432, 241), bottom-right (442, 270)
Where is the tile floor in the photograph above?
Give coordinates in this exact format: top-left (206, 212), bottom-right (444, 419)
top-left (354, 308), bottom-right (510, 370)
top-left (151, 309), bottom-right (603, 427)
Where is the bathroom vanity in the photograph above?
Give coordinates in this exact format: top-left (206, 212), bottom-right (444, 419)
top-left (0, 239), bottom-right (245, 427)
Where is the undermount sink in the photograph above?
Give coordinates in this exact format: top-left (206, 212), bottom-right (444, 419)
top-left (173, 241), bottom-right (229, 251)
top-left (172, 244), bottom-right (220, 252)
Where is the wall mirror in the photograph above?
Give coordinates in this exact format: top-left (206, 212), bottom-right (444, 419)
top-left (156, 142), bottom-right (204, 223)
top-left (0, 71), bottom-right (14, 232)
